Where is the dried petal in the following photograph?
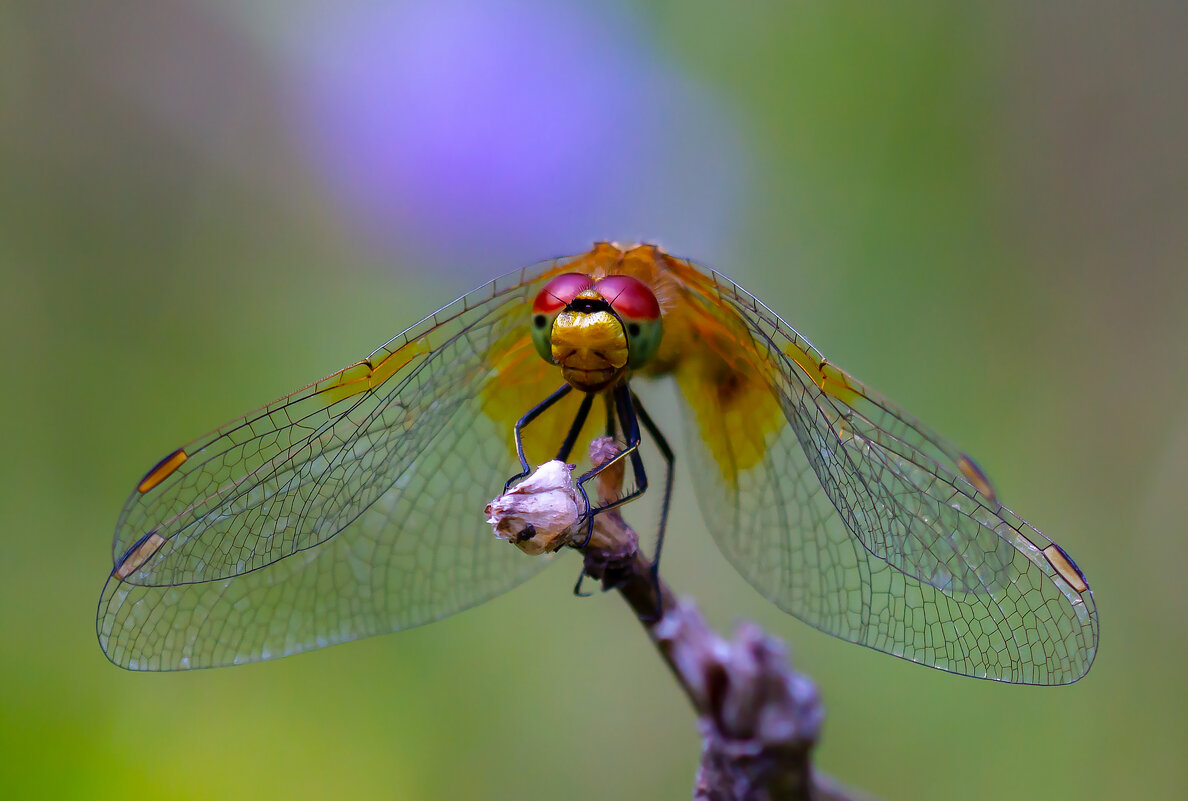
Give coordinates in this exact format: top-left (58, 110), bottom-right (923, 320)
top-left (485, 461), bottom-right (582, 555)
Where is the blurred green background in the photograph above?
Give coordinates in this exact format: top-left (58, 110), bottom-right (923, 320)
top-left (3, 1), bottom-right (1185, 799)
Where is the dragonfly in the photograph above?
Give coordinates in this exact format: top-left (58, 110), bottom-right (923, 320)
top-left (98, 242), bottom-right (1098, 684)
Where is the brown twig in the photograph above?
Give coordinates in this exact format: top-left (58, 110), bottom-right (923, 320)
top-left (488, 437), bottom-right (876, 801)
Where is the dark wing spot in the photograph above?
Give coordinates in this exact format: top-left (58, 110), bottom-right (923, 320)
top-left (716, 369), bottom-right (744, 406)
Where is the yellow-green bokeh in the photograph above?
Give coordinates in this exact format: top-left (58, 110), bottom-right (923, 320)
top-left (3, 2), bottom-right (1185, 799)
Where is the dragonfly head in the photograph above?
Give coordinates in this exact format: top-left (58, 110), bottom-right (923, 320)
top-left (531, 273), bottom-right (663, 393)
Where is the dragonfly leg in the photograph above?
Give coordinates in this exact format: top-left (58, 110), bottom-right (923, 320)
top-left (573, 384), bottom-right (649, 547)
top-left (631, 391), bottom-right (673, 610)
top-left (604, 392), bottom-right (617, 439)
top-left (574, 474), bottom-right (595, 550)
top-left (570, 386), bottom-right (664, 606)
top-left (504, 383), bottom-right (573, 493)
top-left (539, 389), bottom-right (595, 550)
top-left (554, 391), bottom-right (595, 462)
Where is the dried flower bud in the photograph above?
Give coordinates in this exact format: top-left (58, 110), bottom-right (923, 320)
top-left (486, 460), bottom-right (582, 555)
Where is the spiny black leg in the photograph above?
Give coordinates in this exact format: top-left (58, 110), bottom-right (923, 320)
top-left (574, 384), bottom-right (649, 526)
top-left (574, 478), bottom-right (594, 549)
top-left (632, 391), bottom-right (674, 617)
top-left (570, 386), bottom-right (661, 604)
top-left (604, 392), bottom-right (617, 439)
top-left (571, 385), bottom-right (641, 594)
top-left (567, 385), bottom-right (648, 549)
top-left (555, 391), bottom-right (594, 462)
top-left (571, 479), bottom-right (594, 595)
top-left (613, 384), bottom-right (649, 503)
top-left (631, 392), bottom-right (673, 570)
top-left (505, 383), bottom-right (572, 493)
top-left (610, 385), bottom-right (661, 619)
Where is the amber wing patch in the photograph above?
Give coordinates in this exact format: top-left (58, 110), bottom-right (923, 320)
top-left (663, 278), bottom-right (784, 486)
top-left (136, 448), bottom-right (188, 494)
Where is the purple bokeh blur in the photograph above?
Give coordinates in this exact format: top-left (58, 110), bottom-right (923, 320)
top-left (261, 0), bottom-right (749, 274)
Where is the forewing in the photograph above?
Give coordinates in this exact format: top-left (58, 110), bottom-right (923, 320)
top-left (98, 259), bottom-right (584, 670)
top-left (666, 258), bottom-right (1098, 684)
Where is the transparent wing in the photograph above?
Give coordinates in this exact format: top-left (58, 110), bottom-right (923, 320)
top-left (665, 257), bottom-right (1098, 684)
top-left (98, 258), bottom-right (589, 670)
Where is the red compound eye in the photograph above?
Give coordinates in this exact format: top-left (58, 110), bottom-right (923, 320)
top-left (533, 273), bottom-right (595, 314)
top-left (594, 275), bottom-right (661, 320)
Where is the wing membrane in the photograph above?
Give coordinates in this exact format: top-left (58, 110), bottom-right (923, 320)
top-left (98, 244), bottom-right (1099, 681)
top-left (667, 258), bottom-right (1098, 684)
top-left (98, 259), bottom-right (585, 670)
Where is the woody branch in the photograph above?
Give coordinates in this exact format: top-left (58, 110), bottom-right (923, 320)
top-left (487, 438), bottom-right (876, 801)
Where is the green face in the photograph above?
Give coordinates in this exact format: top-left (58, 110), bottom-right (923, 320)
top-left (622, 316), bottom-right (662, 368)
top-left (529, 272), bottom-right (664, 370)
top-left (530, 309), bottom-right (557, 363)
